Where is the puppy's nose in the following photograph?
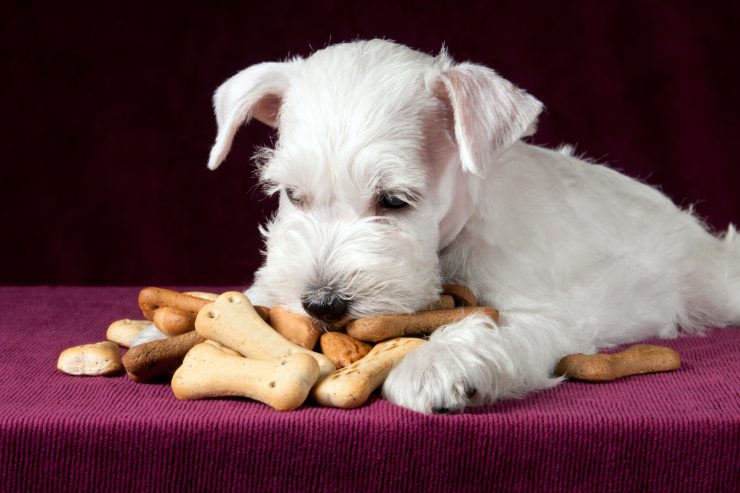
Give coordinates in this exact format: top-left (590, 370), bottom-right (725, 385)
top-left (301, 291), bottom-right (348, 323)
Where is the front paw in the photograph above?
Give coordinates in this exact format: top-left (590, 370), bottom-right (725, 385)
top-left (382, 314), bottom-right (503, 414)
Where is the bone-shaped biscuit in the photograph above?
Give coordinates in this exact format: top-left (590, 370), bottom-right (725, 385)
top-left (556, 344), bottom-right (681, 382)
top-left (171, 342), bottom-right (319, 411)
top-left (187, 292), bottom-right (272, 324)
top-left (195, 291), bottom-right (336, 377)
top-left (311, 337), bottom-right (425, 408)
top-left (187, 291), bottom-right (271, 318)
top-left (346, 306), bottom-right (499, 342)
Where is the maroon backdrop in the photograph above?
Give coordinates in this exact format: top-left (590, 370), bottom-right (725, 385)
top-left (2, 1), bottom-right (738, 285)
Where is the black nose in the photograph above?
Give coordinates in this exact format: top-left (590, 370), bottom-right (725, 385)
top-left (302, 292), bottom-right (348, 322)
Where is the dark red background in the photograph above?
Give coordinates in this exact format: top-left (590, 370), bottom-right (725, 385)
top-left (2, 1), bottom-right (738, 285)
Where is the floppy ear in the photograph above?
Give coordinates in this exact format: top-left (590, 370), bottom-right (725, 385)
top-left (207, 60), bottom-right (300, 170)
top-left (434, 63), bottom-right (543, 176)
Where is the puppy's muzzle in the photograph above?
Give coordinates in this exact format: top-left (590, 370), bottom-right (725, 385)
top-left (301, 289), bottom-right (350, 323)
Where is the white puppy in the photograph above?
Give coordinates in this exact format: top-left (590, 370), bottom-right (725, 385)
top-left (191, 39), bottom-right (739, 414)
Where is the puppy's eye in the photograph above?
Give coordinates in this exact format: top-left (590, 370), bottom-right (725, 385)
top-left (285, 187), bottom-right (303, 206)
top-left (378, 193), bottom-right (409, 210)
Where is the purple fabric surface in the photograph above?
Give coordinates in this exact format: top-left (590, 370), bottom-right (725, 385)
top-left (0, 287), bottom-right (738, 492)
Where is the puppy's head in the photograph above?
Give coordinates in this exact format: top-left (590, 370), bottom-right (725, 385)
top-left (208, 39), bottom-right (541, 322)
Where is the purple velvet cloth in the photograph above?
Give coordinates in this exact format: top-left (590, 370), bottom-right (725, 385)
top-left (0, 287), bottom-right (737, 492)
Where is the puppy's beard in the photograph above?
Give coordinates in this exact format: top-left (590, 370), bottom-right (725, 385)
top-left (254, 211), bottom-right (441, 317)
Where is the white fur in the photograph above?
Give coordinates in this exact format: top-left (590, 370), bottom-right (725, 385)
top-left (206, 39), bottom-right (740, 413)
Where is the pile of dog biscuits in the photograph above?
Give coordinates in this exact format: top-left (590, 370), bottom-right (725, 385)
top-left (58, 286), bottom-right (499, 410)
top-left (57, 286), bottom-right (681, 411)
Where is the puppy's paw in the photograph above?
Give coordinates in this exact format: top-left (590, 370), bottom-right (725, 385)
top-left (382, 343), bottom-right (477, 414)
top-left (382, 313), bottom-right (510, 414)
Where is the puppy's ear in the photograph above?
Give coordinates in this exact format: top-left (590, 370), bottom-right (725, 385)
top-left (434, 63), bottom-right (543, 176)
top-left (208, 60), bottom-right (300, 170)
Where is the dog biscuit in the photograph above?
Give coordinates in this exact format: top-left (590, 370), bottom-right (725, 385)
top-left (122, 330), bottom-right (205, 383)
top-left (442, 284), bottom-right (478, 307)
top-left (106, 319), bottom-right (151, 348)
top-left (138, 287), bottom-right (212, 321)
top-left (346, 306), bottom-right (499, 342)
top-left (57, 341), bottom-right (123, 376)
top-left (254, 305), bottom-right (271, 323)
top-left (556, 344), bottom-right (681, 382)
top-left (184, 291), bottom-right (219, 301)
top-left (195, 291), bottom-right (336, 377)
top-left (172, 342), bottom-right (320, 411)
top-left (319, 332), bottom-right (373, 369)
top-left (186, 290), bottom-right (271, 322)
top-left (152, 306), bottom-right (196, 336)
top-left (205, 339), bottom-right (242, 356)
top-left (421, 295), bottom-right (455, 311)
top-left (269, 306), bottom-right (322, 349)
top-left (312, 337), bottom-right (425, 408)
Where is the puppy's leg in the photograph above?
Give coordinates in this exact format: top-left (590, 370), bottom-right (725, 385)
top-left (382, 312), bottom-right (593, 413)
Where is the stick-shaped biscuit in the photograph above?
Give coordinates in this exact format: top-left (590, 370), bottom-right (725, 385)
top-left (556, 344), bottom-right (681, 382)
top-left (269, 306), bottom-right (322, 349)
top-left (346, 307), bottom-right (499, 342)
top-left (106, 319), bottom-right (152, 348)
top-left (442, 284), bottom-right (477, 307)
top-left (138, 287), bottom-right (211, 321)
top-left (122, 330), bottom-right (205, 383)
top-left (171, 342), bottom-right (319, 411)
top-left (312, 337), bottom-right (425, 408)
top-left (420, 295), bottom-right (455, 311)
top-left (153, 306), bottom-right (196, 336)
top-left (195, 291), bottom-right (335, 377)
